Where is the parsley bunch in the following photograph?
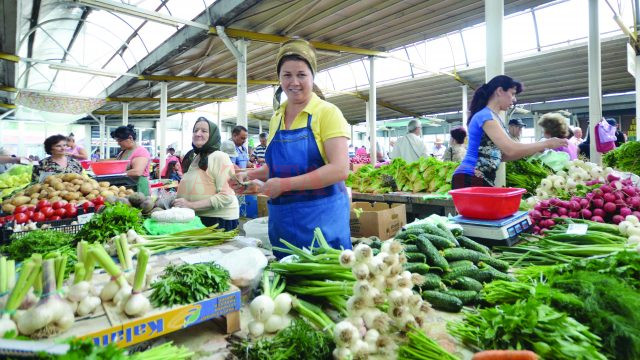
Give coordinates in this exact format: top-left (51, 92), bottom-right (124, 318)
top-left (73, 202), bottom-right (145, 245)
top-left (150, 262), bottom-right (230, 307)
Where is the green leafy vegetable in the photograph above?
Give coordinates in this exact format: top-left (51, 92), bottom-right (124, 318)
top-left (506, 158), bottom-right (553, 195)
top-left (603, 141), bottom-right (640, 175)
top-left (38, 338), bottom-right (126, 360)
top-left (2, 230), bottom-right (76, 276)
top-left (448, 298), bottom-right (606, 360)
top-left (149, 262), bottom-right (230, 307)
top-left (74, 202), bottom-right (145, 244)
top-left (229, 318), bottom-right (334, 360)
top-left (398, 326), bottom-right (457, 360)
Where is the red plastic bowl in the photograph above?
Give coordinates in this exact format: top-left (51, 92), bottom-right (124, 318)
top-left (91, 160), bottom-right (129, 175)
top-left (79, 160), bottom-right (92, 170)
top-left (449, 187), bottom-right (526, 220)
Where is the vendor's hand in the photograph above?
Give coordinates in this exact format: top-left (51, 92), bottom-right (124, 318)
top-left (545, 137), bottom-right (569, 149)
top-left (228, 171), bottom-right (249, 193)
top-left (172, 198), bottom-right (192, 209)
top-left (262, 178), bottom-right (287, 199)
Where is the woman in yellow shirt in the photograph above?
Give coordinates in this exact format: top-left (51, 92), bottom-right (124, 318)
top-left (231, 39), bottom-right (351, 258)
top-left (174, 117), bottom-right (239, 230)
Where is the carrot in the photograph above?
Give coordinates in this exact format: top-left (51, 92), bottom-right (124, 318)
top-left (472, 350), bottom-right (538, 360)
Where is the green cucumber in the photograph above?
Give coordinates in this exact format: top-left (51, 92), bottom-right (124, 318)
top-left (422, 290), bottom-right (463, 312)
top-left (479, 263), bottom-right (516, 282)
top-left (444, 289), bottom-right (479, 305)
top-left (402, 244), bottom-right (419, 253)
top-left (449, 276), bottom-right (483, 292)
top-left (421, 274), bottom-right (445, 290)
top-left (442, 248), bottom-right (483, 263)
top-left (478, 255), bottom-right (510, 272)
top-left (403, 263), bottom-right (432, 275)
top-left (395, 228), bottom-right (425, 240)
top-left (465, 269), bottom-right (494, 283)
top-left (449, 260), bottom-right (476, 270)
top-left (419, 234), bottom-right (455, 250)
top-left (442, 265), bottom-right (480, 282)
top-left (416, 236), bottom-right (449, 270)
top-left (405, 252), bottom-right (427, 263)
top-left (435, 223), bottom-right (460, 246)
top-left (456, 236), bottom-right (491, 255)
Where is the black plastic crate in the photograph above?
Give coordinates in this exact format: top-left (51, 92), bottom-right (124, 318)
top-left (0, 218), bottom-right (83, 244)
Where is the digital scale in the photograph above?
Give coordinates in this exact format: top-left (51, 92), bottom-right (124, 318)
top-left (452, 211), bottom-right (531, 247)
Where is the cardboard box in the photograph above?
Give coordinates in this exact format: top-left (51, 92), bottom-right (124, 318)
top-left (257, 194), bottom-right (269, 217)
top-left (350, 201), bottom-right (407, 240)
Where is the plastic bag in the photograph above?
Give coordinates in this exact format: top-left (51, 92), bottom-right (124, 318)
top-left (597, 120), bottom-right (617, 142)
top-left (595, 122), bottom-right (616, 153)
top-left (214, 247), bottom-right (268, 288)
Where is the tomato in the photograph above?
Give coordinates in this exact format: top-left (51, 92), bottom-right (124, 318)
top-left (41, 207), bottom-right (55, 218)
top-left (24, 210), bottom-right (34, 219)
top-left (64, 203), bottom-right (75, 212)
top-left (26, 205), bottom-right (36, 212)
top-left (82, 201), bottom-right (95, 211)
top-left (31, 212), bottom-right (46, 222)
top-left (4, 215), bottom-right (14, 222)
top-left (94, 196), bottom-right (105, 206)
top-left (54, 208), bottom-right (67, 218)
top-left (66, 206), bottom-right (78, 218)
top-left (14, 213), bottom-right (28, 224)
top-left (52, 201), bottom-right (65, 210)
top-left (14, 205), bottom-right (28, 214)
top-left (96, 204), bottom-right (105, 213)
top-left (36, 200), bottom-right (50, 210)
top-left (50, 215), bottom-right (61, 221)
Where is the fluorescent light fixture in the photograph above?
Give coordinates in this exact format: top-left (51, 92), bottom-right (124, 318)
top-left (74, 0), bottom-right (209, 30)
top-left (49, 63), bottom-right (121, 78)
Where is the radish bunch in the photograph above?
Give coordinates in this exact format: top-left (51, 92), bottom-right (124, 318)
top-left (351, 154), bottom-right (371, 165)
top-left (529, 174), bottom-right (640, 234)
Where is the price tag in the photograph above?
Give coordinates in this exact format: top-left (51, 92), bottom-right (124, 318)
top-left (77, 213), bottom-right (95, 225)
top-left (566, 223), bottom-right (588, 235)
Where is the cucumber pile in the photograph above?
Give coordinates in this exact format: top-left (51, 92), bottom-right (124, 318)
top-left (376, 222), bottom-right (513, 312)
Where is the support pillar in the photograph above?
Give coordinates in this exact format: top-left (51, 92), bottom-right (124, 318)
top-left (99, 115), bottom-right (106, 159)
top-left (122, 103), bottom-right (128, 126)
top-left (236, 39), bottom-right (248, 128)
top-left (485, 0), bottom-right (505, 186)
top-left (368, 56), bottom-right (377, 165)
top-left (588, 0), bottom-right (602, 165)
top-left (461, 85), bottom-right (468, 130)
top-left (159, 82), bottom-right (168, 179)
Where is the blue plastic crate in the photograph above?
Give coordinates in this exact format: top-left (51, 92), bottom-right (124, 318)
top-left (239, 195), bottom-right (258, 218)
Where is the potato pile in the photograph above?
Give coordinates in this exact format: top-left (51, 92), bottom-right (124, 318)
top-left (1, 173), bottom-right (133, 214)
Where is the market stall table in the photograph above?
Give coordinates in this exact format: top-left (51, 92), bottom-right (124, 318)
top-left (351, 191), bottom-right (457, 221)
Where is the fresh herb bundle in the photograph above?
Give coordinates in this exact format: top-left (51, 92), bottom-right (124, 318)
top-left (74, 203), bottom-right (145, 245)
top-left (398, 327), bottom-right (457, 360)
top-left (37, 338), bottom-right (194, 360)
top-left (3, 230), bottom-right (74, 261)
top-left (150, 262), bottom-right (230, 307)
top-left (448, 298), bottom-right (607, 360)
top-left (506, 158), bottom-right (553, 195)
top-left (229, 319), bottom-right (334, 360)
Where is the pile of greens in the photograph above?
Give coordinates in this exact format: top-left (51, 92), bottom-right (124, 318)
top-left (506, 158), bottom-right (553, 195)
top-left (345, 157), bottom-right (458, 194)
top-left (603, 141), bottom-right (640, 175)
top-left (73, 202), bottom-right (145, 244)
top-left (150, 262), bottom-right (230, 307)
top-left (3, 230), bottom-right (74, 262)
top-left (448, 297), bottom-right (606, 360)
top-left (38, 338), bottom-right (193, 360)
top-left (229, 319), bottom-right (334, 360)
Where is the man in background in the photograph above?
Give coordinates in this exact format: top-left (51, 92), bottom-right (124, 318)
top-left (253, 132), bottom-right (268, 165)
top-left (231, 125), bottom-right (249, 169)
top-left (508, 119), bottom-right (526, 142)
top-left (390, 119), bottom-right (427, 162)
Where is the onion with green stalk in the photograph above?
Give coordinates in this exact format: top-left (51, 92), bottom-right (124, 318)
top-left (90, 245), bottom-right (130, 303)
top-left (0, 257), bottom-right (40, 337)
top-left (119, 248), bottom-right (151, 317)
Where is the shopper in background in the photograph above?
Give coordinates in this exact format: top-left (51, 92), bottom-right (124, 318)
top-left (443, 127), bottom-right (467, 162)
top-left (229, 39), bottom-right (351, 258)
top-left (348, 144), bottom-right (355, 158)
top-left (570, 126), bottom-right (584, 146)
top-left (111, 125), bottom-right (151, 195)
top-left (453, 75), bottom-right (567, 189)
top-left (165, 161), bottom-right (182, 182)
top-left (537, 112), bottom-right (578, 160)
top-left (161, 147), bottom-right (182, 178)
top-left (32, 134), bottom-right (83, 182)
top-left (65, 133), bottom-right (88, 160)
top-left (432, 138), bottom-right (446, 160)
top-left (253, 132), bottom-right (268, 164)
top-left (606, 118), bottom-right (626, 147)
top-left (367, 136), bottom-right (386, 162)
top-left (175, 117), bottom-right (239, 231)
top-left (230, 125), bottom-right (249, 169)
top-left (356, 145), bottom-right (367, 156)
top-left (390, 119), bottom-right (427, 162)
top-left (507, 119), bottom-right (525, 142)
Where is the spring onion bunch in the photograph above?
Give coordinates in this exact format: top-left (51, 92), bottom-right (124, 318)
top-left (130, 226), bottom-right (237, 254)
top-left (248, 271), bottom-right (293, 336)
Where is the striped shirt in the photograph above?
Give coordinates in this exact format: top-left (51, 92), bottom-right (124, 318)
top-left (253, 144), bottom-right (267, 159)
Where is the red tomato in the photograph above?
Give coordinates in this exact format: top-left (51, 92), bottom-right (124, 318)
top-left (50, 215), bottom-right (61, 221)
top-left (26, 205), bottom-right (36, 212)
top-left (66, 207), bottom-right (78, 218)
top-left (94, 196), bottom-right (105, 206)
top-left (96, 204), bottom-right (105, 213)
top-left (41, 207), bottom-right (55, 218)
top-left (4, 215), bottom-right (14, 222)
top-left (54, 208), bottom-right (67, 218)
top-left (52, 201), bottom-right (65, 210)
top-left (14, 205), bottom-right (28, 214)
top-left (14, 213), bottom-right (28, 224)
top-left (31, 212), bottom-right (46, 223)
top-left (64, 203), bottom-right (74, 212)
top-left (82, 201), bottom-right (95, 211)
top-left (36, 200), bottom-right (50, 210)
top-left (24, 210), bottom-right (34, 219)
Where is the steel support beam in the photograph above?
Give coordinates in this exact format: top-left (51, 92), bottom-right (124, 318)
top-left (93, 109), bottom-right (194, 115)
top-left (99, 115), bottom-right (106, 159)
top-left (588, 0), bottom-right (602, 165)
top-left (122, 102), bottom-right (128, 126)
top-left (369, 56), bottom-right (377, 166)
top-left (159, 82), bottom-right (168, 179)
top-left (138, 75), bottom-right (276, 86)
top-left (107, 97), bottom-right (232, 103)
top-left (461, 85), bottom-right (468, 130)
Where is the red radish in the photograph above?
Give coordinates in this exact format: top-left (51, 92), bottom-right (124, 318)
top-left (581, 209), bottom-right (592, 219)
top-left (607, 174), bottom-right (620, 182)
top-left (560, 200), bottom-right (571, 209)
top-left (592, 198), bottom-right (604, 208)
top-left (530, 210), bottom-right (542, 220)
top-left (603, 203), bottom-right (617, 213)
top-left (551, 213), bottom-right (559, 219)
top-left (568, 211), bottom-right (579, 218)
top-left (591, 216), bottom-right (604, 222)
top-left (549, 198), bottom-right (559, 206)
top-left (533, 226), bottom-right (541, 233)
top-left (629, 197), bottom-right (640, 209)
top-left (612, 215), bottom-right (625, 224)
top-left (603, 193), bottom-right (616, 203)
top-left (615, 199), bottom-right (626, 207)
top-left (592, 189), bottom-right (604, 198)
top-left (579, 199), bottom-right (590, 208)
top-left (622, 179), bottom-right (634, 186)
top-left (560, 215), bottom-right (568, 218)
top-left (586, 193), bottom-right (595, 200)
top-left (600, 185), bottom-right (613, 194)
top-left (593, 208), bottom-right (606, 218)
top-left (620, 207), bottom-right (633, 217)
top-left (623, 187), bottom-right (637, 197)
top-left (614, 192), bottom-right (625, 200)
top-left (544, 219), bottom-right (555, 228)
top-left (569, 201), bottom-right (581, 211)
top-left (633, 211), bottom-right (640, 219)
top-left (557, 207), bottom-right (568, 216)
top-left (540, 200), bottom-right (550, 209)
top-left (542, 210), bottom-right (551, 218)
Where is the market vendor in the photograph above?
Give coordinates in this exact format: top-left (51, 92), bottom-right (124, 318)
top-left (110, 124), bottom-right (151, 195)
top-left (65, 132), bottom-right (88, 160)
top-left (453, 75), bottom-right (568, 189)
top-left (537, 112), bottom-right (578, 160)
top-left (173, 117), bottom-right (239, 231)
top-left (229, 39), bottom-right (352, 258)
top-left (32, 134), bottom-right (83, 182)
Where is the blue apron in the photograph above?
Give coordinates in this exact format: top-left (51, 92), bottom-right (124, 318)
top-left (265, 114), bottom-right (351, 259)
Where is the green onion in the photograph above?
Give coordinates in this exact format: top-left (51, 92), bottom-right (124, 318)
top-left (0, 257), bottom-right (7, 294)
top-left (133, 248), bottom-right (149, 292)
top-left (398, 326), bottom-right (457, 360)
top-left (73, 263), bottom-right (85, 285)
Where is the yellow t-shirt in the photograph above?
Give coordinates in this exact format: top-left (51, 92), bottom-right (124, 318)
top-left (267, 93), bottom-right (350, 163)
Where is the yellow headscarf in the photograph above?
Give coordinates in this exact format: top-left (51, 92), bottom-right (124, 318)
top-left (274, 39), bottom-right (325, 108)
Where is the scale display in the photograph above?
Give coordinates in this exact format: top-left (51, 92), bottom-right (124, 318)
top-left (452, 211), bottom-right (531, 247)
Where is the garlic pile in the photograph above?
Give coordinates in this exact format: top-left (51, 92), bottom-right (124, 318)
top-left (332, 242), bottom-right (430, 359)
